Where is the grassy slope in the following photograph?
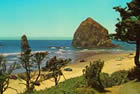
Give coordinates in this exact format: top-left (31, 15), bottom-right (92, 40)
top-left (29, 76), bottom-right (140, 94)
top-left (30, 76), bottom-right (98, 94)
top-left (119, 80), bottom-right (140, 94)
top-left (105, 80), bottom-right (140, 94)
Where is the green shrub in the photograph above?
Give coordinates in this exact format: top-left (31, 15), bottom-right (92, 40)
top-left (83, 60), bottom-right (130, 91)
top-left (101, 70), bottom-right (129, 88)
top-left (100, 72), bottom-right (112, 88)
top-left (83, 60), bottom-right (104, 92)
top-left (110, 70), bottom-right (129, 86)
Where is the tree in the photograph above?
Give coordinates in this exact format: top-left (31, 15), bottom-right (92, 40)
top-left (0, 55), bottom-right (17, 94)
top-left (43, 56), bottom-right (71, 86)
top-left (112, 0), bottom-right (140, 67)
top-left (83, 60), bottom-right (104, 92)
top-left (19, 35), bottom-right (48, 93)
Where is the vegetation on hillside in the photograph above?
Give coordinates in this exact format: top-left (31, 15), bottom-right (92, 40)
top-left (29, 67), bottom-right (140, 94)
top-left (29, 76), bottom-right (99, 94)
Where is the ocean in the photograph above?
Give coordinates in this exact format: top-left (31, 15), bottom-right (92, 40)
top-left (0, 40), bottom-right (136, 53)
top-left (0, 40), bottom-right (136, 73)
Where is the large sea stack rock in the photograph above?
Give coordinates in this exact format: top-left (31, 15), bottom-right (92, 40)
top-left (72, 17), bottom-right (118, 48)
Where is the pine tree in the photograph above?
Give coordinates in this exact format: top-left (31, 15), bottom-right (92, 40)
top-left (19, 35), bottom-right (48, 93)
top-left (43, 56), bottom-right (71, 86)
top-left (112, 0), bottom-right (140, 67)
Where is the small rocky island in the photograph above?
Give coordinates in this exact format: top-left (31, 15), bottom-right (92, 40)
top-left (72, 17), bottom-right (118, 48)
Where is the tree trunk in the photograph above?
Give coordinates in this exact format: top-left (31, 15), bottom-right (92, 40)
top-left (0, 91), bottom-right (3, 94)
top-left (0, 87), bottom-right (3, 94)
top-left (35, 62), bottom-right (41, 83)
top-left (135, 32), bottom-right (140, 67)
top-left (54, 77), bottom-right (58, 86)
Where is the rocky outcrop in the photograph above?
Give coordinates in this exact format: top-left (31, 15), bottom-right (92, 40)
top-left (21, 35), bottom-right (30, 52)
top-left (72, 17), bottom-right (119, 48)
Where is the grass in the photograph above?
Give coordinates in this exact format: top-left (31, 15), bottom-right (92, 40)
top-left (24, 76), bottom-right (140, 94)
top-left (118, 80), bottom-right (140, 94)
top-left (25, 69), bottom-right (140, 94)
top-left (28, 76), bottom-right (99, 94)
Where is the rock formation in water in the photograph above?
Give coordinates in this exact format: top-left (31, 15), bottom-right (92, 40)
top-left (72, 17), bottom-right (119, 48)
top-left (21, 35), bottom-right (31, 52)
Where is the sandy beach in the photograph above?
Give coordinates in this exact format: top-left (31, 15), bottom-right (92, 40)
top-left (4, 51), bottom-right (136, 94)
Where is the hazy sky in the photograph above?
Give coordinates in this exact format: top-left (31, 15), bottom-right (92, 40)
top-left (0, 0), bottom-right (131, 40)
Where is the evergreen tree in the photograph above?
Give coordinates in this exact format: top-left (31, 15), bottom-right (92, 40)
top-left (43, 56), bottom-right (71, 86)
top-left (19, 35), bottom-right (48, 93)
top-left (112, 0), bottom-right (140, 67)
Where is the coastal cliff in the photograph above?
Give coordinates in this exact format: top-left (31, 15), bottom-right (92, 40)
top-left (72, 17), bottom-right (118, 48)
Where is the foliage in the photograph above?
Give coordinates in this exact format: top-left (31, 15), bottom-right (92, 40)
top-left (128, 66), bottom-right (140, 80)
top-left (28, 76), bottom-right (99, 94)
top-left (42, 56), bottom-right (71, 86)
top-left (19, 35), bottom-right (48, 93)
top-left (83, 60), bottom-right (130, 91)
top-left (24, 69), bottom-right (131, 94)
top-left (100, 72), bottom-right (112, 88)
top-left (110, 70), bottom-right (129, 86)
top-left (83, 60), bottom-right (104, 92)
top-left (100, 70), bottom-right (129, 88)
top-left (0, 55), bottom-right (17, 94)
top-left (112, 0), bottom-right (140, 42)
top-left (112, 0), bottom-right (140, 67)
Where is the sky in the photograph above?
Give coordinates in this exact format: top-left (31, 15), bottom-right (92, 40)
top-left (0, 0), bottom-right (131, 40)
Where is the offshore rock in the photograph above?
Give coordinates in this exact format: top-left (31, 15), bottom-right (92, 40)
top-left (72, 17), bottom-right (119, 48)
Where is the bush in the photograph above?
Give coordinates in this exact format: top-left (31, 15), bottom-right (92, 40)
top-left (128, 67), bottom-right (140, 80)
top-left (83, 60), bottom-right (130, 91)
top-left (100, 73), bottom-right (112, 88)
top-left (83, 60), bottom-right (104, 92)
top-left (100, 70), bottom-right (129, 88)
top-left (101, 70), bottom-right (129, 88)
top-left (110, 70), bottom-right (129, 86)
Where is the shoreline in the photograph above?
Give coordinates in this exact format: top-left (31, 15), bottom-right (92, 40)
top-left (5, 51), bottom-right (136, 94)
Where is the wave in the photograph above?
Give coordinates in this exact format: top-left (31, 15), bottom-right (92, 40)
top-left (55, 49), bottom-right (66, 54)
top-left (1, 50), bottom-right (50, 57)
top-left (1, 52), bottom-right (20, 57)
top-left (50, 47), bottom-right (57, 49)
top-left (48, 46), bottom-right (70, 49)
top-left (80, 49), bottom-right (89, 52)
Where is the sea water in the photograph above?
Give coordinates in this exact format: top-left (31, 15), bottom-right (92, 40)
top-left (0, 40), bottom-right (136, 73)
